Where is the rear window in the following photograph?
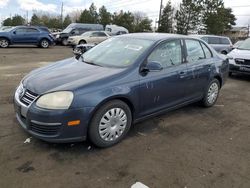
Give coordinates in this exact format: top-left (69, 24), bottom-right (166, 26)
top-left (208, 37), bottom-right (220, 44)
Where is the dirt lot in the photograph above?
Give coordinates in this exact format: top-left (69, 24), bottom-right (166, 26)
top-left (0, 46), bottom-right (250, 188)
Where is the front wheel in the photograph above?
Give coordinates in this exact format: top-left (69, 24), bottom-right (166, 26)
top-left (0, 38), bottom-right (9, 48)
top-left (202, 79), bottom-right (220, 107)
top-left (88, 100), bottom-right (132, 148)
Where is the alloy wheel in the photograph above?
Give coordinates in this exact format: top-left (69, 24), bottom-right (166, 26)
top-left (0, 39), bottom-right (9, 48)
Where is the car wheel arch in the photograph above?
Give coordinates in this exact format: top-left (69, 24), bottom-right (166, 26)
top-left (213, 75), bottom-right (222, 88)
top-left (88, 96), bottom-right (135, 128)
top-left (79, 40), bottom-right (87, 45)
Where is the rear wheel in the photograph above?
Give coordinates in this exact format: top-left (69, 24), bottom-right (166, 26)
top-left (0, 38), bottom-right (9, 48)
top-left (202, 79), bottom-right (220, 107)
top-left (62, 38), bottom-right (68, 46)
top-left (79, 40), bottom-right (86, 45)
top-left (40, 39), bottom-right (49, 48)
top-left (88, 100), bottom-right (132, 148)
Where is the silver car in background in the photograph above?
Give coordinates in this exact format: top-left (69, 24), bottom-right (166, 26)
top-left (192, 35), bottom-right (233, 55)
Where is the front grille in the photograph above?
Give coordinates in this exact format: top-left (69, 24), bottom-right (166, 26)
top-left (235, 59), bottom-right (250, 66)
top-left (20, 90), bottom-right (38, 106)
top-left (30, 121), bottom-right (61, 136)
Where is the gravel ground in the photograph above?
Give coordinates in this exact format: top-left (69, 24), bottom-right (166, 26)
top-left (0, 46), bottom-right (250, 188)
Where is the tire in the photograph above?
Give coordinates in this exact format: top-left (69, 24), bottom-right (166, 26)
top-left (202, 79), bottom-right (220, 107)
top-left (0, 38), bottom-right (9, 48)
top-left (221, 51), bottom-right (227, 55)
top-left (62, 38), bottom-right (68, 46)
top-left (229, 72), bottom-right (233, 77)
top-left (79, 40), bottom-right (86, 45)
top-left (40, 39), bottom-right (49, 48)
top-left (88, 100), bottom-right (132, 148)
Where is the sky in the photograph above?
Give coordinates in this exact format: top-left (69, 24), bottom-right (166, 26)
top-left (0, 0), bottom-right (250, 27)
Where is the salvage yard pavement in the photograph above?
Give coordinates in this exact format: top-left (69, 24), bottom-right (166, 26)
top-left (0, 46), bottom-right (250, 188)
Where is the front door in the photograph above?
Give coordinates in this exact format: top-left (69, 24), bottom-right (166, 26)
top-left (139, 39), bottom-right (190, 117)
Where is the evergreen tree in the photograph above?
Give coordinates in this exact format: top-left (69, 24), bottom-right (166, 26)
top-left (30, 14), bottom-right (41, 25)
top-left (158, 1), bottom-right (174, 33)
top-left (89, 3), bottom-right (98, 23)
top-left (2, 18), bottom-right (12, 26)
top-left (112, 11), bottom-right (135, 32)
top-left (175, 0), bottom-right (202, 34)
top-left (133, 12), bottom-right (152, 32)
top-left (11, 15), bottom-right (25, 26)
top-left (202, 0), bottom-right (236, 34)
top-left (63, 15), bottom-right (72, 28)
top-left (99, 6), bottom-right (111, 27)
top-left (78, 9), bottom-right (93, 23)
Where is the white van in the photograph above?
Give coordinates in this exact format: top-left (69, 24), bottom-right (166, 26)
top-left (105, 25), bottom-right (129, 36)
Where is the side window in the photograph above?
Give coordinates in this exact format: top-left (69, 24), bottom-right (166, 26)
top-left (97, 32), bottom-right (107, 37)
top-left (26, 28), bottom-right (39, 33)
top-left (147, 40), bottom-right (182, 68)
top-left (201, 37), bottom-right (208, 43)
top-left (185, 39), bottom-right (205, 62)
top-left (208, 37), bottom-right (220, 44)
top-left (220, 38), bottom-right (230, 45)
top-left (15, 28), bottom-right (26, 33)
top-left (201, 42), bottom-right (212, 58)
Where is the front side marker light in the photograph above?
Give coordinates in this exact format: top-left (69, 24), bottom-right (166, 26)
top-left (68, 120), bottom-right (80, 126)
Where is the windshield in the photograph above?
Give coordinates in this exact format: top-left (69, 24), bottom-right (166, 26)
top-left (0, 26), bottom-right (13, 32)
top-left (81, 37), bottom-right (154, 68)
top-left (238, 38), bottom-right (250, 50)
top-left (62, 28), bottom-right (72, 33)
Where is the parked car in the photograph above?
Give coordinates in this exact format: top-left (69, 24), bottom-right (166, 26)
top-left (228, 38), bottom-right (250, 76)
top-left (0, 26), bottom-right (55, 48)
top-left (68, 31), bottom-right (110, 46)
top-left (233, 40), bottom-right (244, 49)
top-left (73, 43), bottom-right (96, 59)
top-left (14, 33), bottom-right (229, 147)
top-left (105, 25), bottom-right (129, 35)
top-left (54, 23), bottom-right (104, 46)
top-left (192, 35), bottom-right (233, 54)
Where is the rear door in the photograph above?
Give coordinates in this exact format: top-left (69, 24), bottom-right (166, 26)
top-left (184, 39), bottom-right (214, 99)
top-left (139, 39), bottom-right (190, 117)
top-left (25, 28), bottom-right (40, 43)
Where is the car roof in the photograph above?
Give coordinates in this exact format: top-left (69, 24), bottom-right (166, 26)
top-left (190, 34), bottom-right (229, 39)
top-left (117, 33), bottom-right (199, 42)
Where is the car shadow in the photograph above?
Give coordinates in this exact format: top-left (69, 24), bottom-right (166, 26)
top-left (229, 74), bottom-right (250, 82)
top-left (31, 103), bottom-right (202, 154)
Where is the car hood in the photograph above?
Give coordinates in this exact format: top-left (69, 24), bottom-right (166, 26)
top-left (228, 49), bottom-right (250, 59)
top-left (23, 57), bottom-right (124, 94)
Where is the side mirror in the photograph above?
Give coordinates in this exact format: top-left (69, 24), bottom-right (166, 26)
top-left (13, 31), bottom-right (16, 34)
top-left (142, 61), bottom-right (163, 72)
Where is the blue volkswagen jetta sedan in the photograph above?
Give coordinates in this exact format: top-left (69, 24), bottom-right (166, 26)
top-left (14, 33), bottom-right (229, 147)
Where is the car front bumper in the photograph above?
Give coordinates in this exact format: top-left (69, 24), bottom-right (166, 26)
top-left (229, 61), bottom-right (250, 75)
top-left (14, 90), bottom-right (94, 143)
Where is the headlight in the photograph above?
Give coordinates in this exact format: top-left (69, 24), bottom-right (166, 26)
top-left (36, 91), bottom-right (73, 110)
top-left (56, 34), bottom-right (60, 39)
